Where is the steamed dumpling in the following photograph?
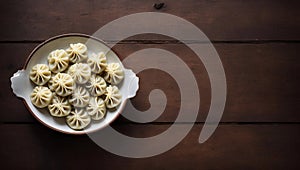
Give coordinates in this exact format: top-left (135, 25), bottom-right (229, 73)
top-left (86, 74), bottom-right (107, 96)
top-left (69, 86), bottom-right (90, 107)
top-left (30, 64), bottom-right (51, 85)
top-left (30, 86), bottom-right (53, 108)
top-left (48, 94), bottom-right (71, 117)
top-left (104, 85), bottom-right (122, 108)
top-left (103, 63), bottom-right (124, 85)
top-left (87, 52), bottom-right (107, 73)
top-left (86, 97), bottom-right (106, 120)
top-left (48, 49), bottom-right (69, 73)
top-left (66, 109), bottom-right (91, 130)
top-left (67, 63), bottom-right (91, 84)
top-left (52, 73), bottom-right (75, 96)
top-left (66, 43), bottom-right (88, 63)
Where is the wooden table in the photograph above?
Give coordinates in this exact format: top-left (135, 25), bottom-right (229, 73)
top-left (1, 0), bottom-right (300, 169)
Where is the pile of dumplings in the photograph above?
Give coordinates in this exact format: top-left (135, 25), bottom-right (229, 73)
top-left (29, 43), bottom-right (124, 130)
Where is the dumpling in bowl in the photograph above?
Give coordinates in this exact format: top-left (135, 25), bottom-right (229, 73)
top-left (66, 108), bottom-right (91, 130)
top-left (66, 43), bottom-right (88, 63)
top-left (104, 85), bottom-right (122, 109)
top-left (48, 94), bottom-right (71, 117)
top-left (30, 86), bottom-right (53, 108)
top-left (86, 97), bottom-right (106, 120)
top-left (69, 86), bottom-right (90, 107)
top-left (103, 63), bottom-right (124, 85)
top-left (86, 74), bottom-right (107, 96)
top-left (52, 73), bottom-right (75, 97)
top-left (87, 52), bottom-right (107, 74)
top-left (68, 63), bottom-right (91, 84)
top-left (30, 64), bottom-right (51, 85)
top-left (48, 49), bottom-right (69, 73)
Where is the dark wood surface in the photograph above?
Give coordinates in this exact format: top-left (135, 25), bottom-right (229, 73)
top-left (1, 124), bottom-right (300, 169)
top-left (1, 0), bottom-right (300, 41)
top-left (1, 0), bottom-right (300, 169)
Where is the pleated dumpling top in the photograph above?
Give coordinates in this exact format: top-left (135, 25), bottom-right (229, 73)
top-left (103, 63), bottom-right (124, 85)
top-left (86, 97), bottom-right (106, 120)
top-left (48, 94), bottom-right (71, 117)
top-left (66, 109), bottom-right (91, 130)
top-left (51, 73), bottom-right (75, 97)
top-left (86, 74), bottom-right (107, 96)
top-left (30, 64), bottom-right (51, 85)
top-left (30, 86), bottom-right (53, 108)
top-left (87, 52), bottom-right (107, 74)
top-left (104, 85), bottom-right (122, 109)
top-left (69, 86), bottom-right (90, 108)
top-left (68, 63), bottom-right (91, 84)
top-left (66, 43), bottom-right (88, 63)
top-left (48, 49), bottom-right (69, 73)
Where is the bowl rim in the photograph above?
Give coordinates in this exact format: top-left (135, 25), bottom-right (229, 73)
top-left (22, 33), bottom-right (128, 135)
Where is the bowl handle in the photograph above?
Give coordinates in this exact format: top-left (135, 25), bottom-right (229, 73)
top-left (10, 69), bottom-right (27, 99)
top-left (124, 69), bottom-right (139, 99)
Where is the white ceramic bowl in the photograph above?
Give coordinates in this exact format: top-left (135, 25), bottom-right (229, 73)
top-left (10, 33), bottom-right (139, 134)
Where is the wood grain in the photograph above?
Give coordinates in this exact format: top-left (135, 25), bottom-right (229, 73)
top-left (1, 124), bottom-right (299, 169)
top-left (1, 0), bottom-right (300, 168)
top-left (0, 0), bottom-right (300, 41)
top-left (2, 43), bottom-right (299, 123)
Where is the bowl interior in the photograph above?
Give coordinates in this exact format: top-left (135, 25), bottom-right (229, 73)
top-left (23, 34), bottom-right (126, 134)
